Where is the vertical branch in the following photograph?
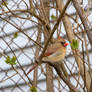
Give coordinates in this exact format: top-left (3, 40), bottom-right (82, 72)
top-left (46, 64), bottom-right (54, 92)
top-left (33, 31), bottom-right (41, 86)
top-left (29, 0), bottom-right (34, 12)
top-left (82, 38), bottom-right (86, 92)
top-left (42, 0), bottom-right (54, 91)
top-left (89, 78), bottom-right (92, 92)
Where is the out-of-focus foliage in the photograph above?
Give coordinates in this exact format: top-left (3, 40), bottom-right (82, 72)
top-left (13, 32), bottom-right (18, 39)
top-left (71, 39), bottom-right (79, 49)
top-left (51, 14), bottom-right (57, 20)
top-left (5, 56), bottom-right (16, 65)
top-left (30, 86), bottom-right (37, 92)
top-left (0, 0), bottom-right (8, 6)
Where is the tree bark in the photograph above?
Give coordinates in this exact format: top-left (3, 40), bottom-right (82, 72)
top-left (43, 0), bottom-right (54, 92)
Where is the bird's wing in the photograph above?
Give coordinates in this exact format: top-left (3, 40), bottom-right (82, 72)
top-left (43, 46), bottom-right (59, 57)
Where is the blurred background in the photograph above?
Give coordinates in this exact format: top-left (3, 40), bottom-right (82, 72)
top-left (0, 0), bottom-right (92, 92)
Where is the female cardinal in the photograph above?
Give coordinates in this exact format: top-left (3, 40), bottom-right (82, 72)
top-left (42, 37), bottom-right (68, 62)
top-left (27, 36), bottom-right (68, 75)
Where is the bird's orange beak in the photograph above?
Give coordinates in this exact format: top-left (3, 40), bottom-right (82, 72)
top-left (64, 42), bottom-right (69, 47)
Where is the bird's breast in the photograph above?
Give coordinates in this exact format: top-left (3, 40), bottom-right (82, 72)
top-left (42, 48), bottom-right (66, 62)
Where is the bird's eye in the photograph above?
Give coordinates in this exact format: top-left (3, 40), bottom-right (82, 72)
top-left (61, 42), bottom-right (65, 45)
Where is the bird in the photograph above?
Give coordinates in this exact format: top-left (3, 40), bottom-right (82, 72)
top-left (27, 36), bottom-right (68, 75)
